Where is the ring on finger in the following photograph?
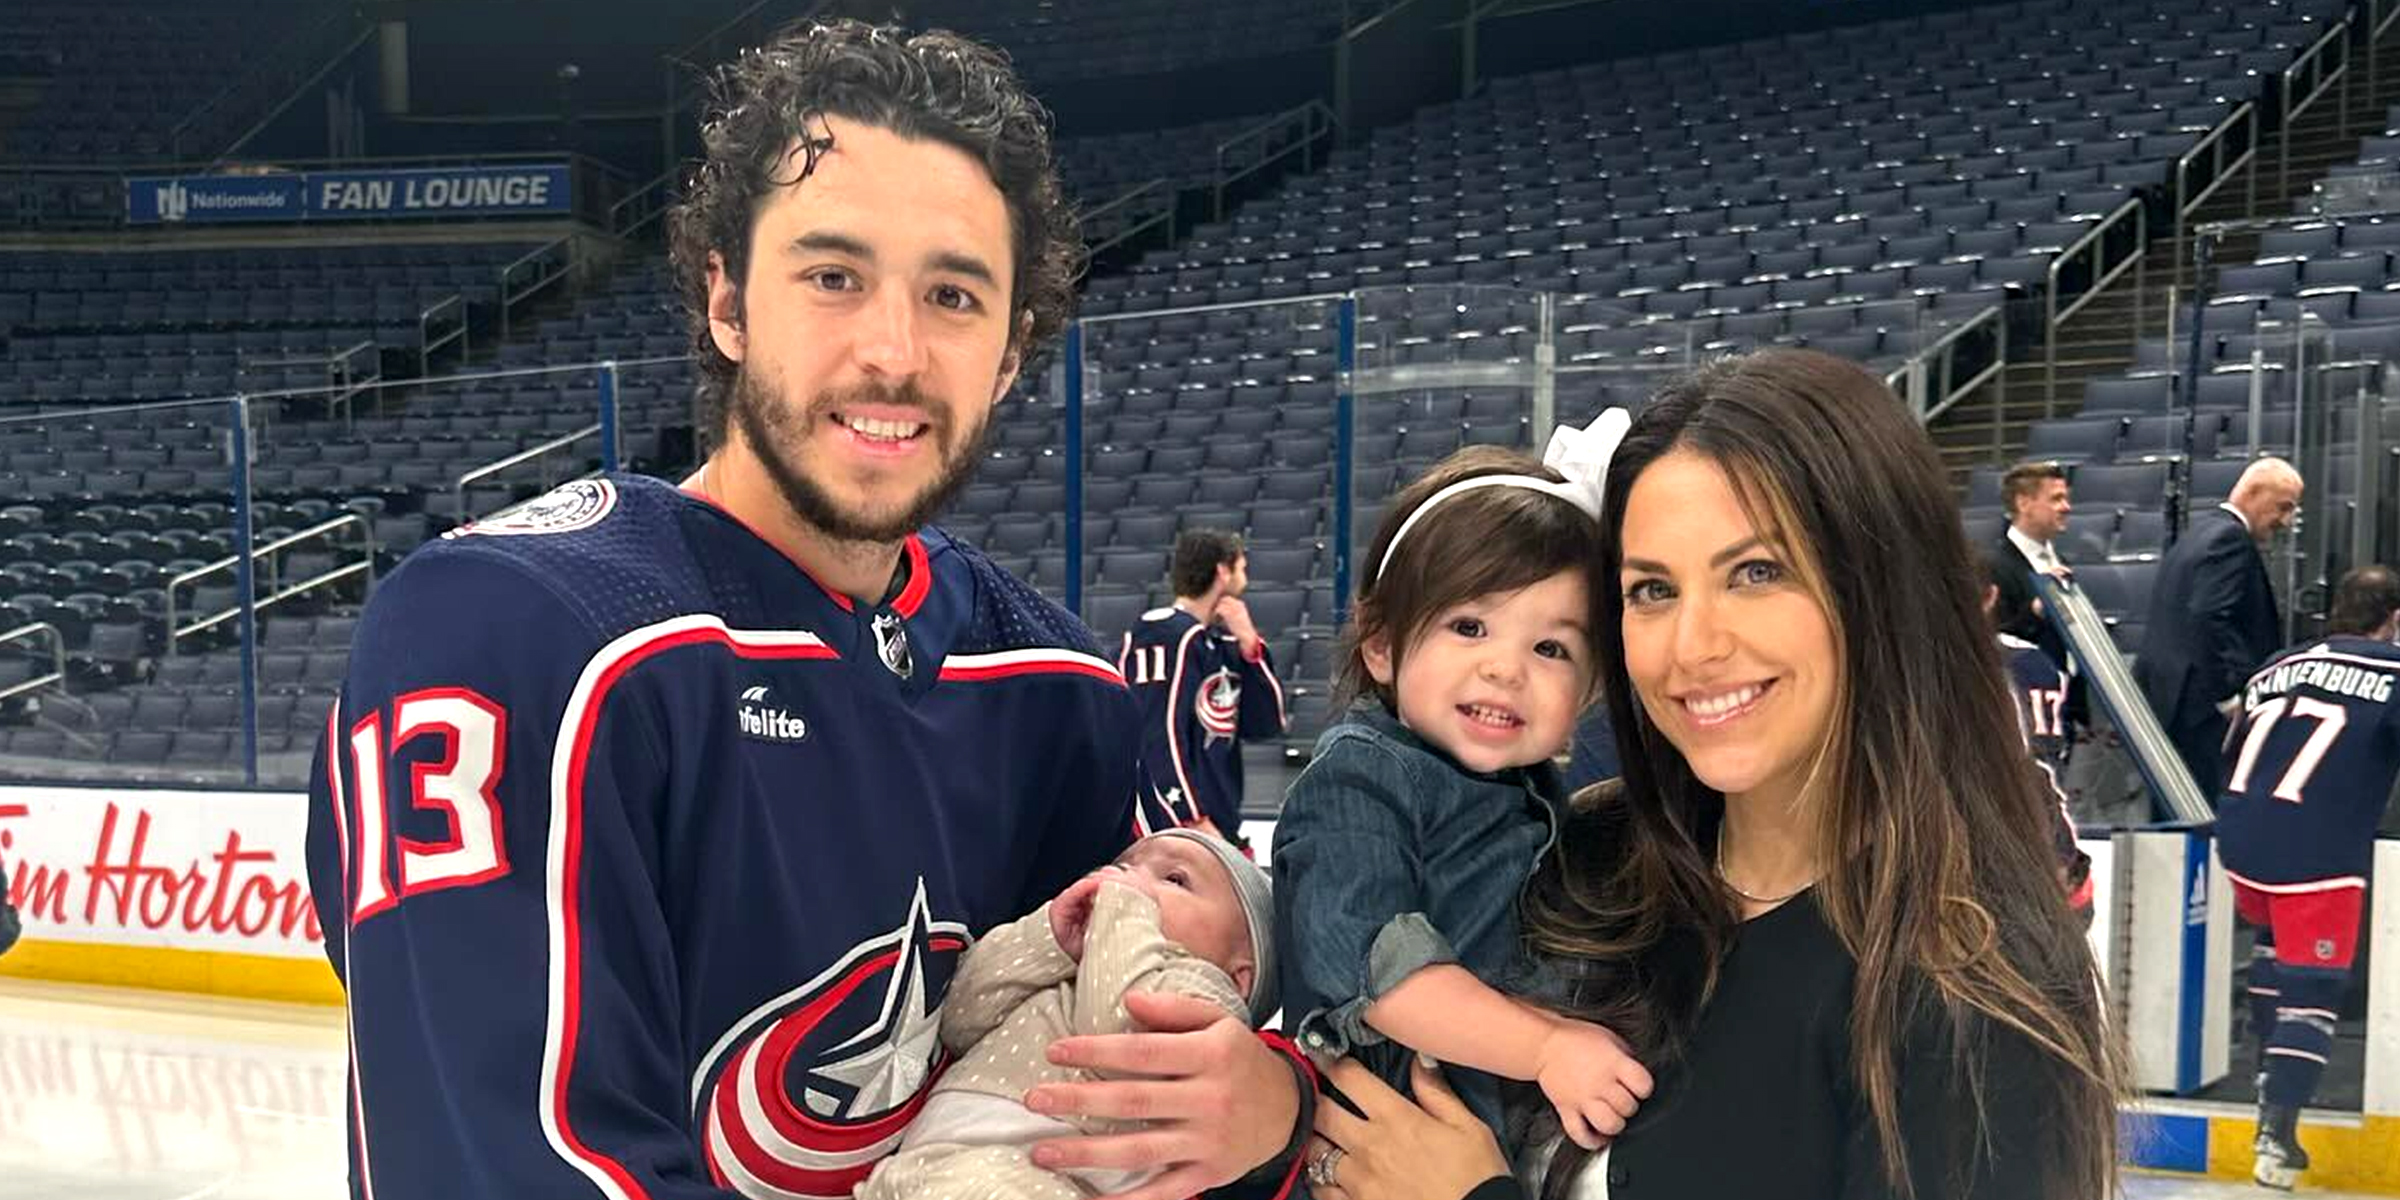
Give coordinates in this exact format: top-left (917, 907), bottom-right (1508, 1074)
top-left (1307, 1146), bottom-right (1347, 1187)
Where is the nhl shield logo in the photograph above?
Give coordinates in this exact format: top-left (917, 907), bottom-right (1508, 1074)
top-left (695, 881), bottom-right (967, 1199)
top-left (872, 610), bottom-right (913, 680)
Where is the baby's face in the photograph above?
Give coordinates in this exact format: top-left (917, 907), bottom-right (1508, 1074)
top-left (1101, 837), bottom-right (1253, 981)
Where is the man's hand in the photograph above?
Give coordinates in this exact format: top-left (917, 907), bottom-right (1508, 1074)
top-left (1217, 597), bottom-right (1263, 659)
top-left (1049, 874), bottom-right (1109, 962)
top-left (1026, 992), bottom-right (1301, 1200)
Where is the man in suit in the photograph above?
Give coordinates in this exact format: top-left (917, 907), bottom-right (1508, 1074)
top-left (1992, 462), bottom-right (2082, 744)
top-left (2135, 457), bottom-right (2304, 808)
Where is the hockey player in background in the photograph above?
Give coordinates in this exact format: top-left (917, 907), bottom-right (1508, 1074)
top-left (304, 22), bottom-right (1311, 1200)
top-left (1118, 530), bottom-right (1287, 851)
top-left (1980, 549), bottom-right (2093, 925)
top-left (2215, 565), bottom-right (2400, 1190)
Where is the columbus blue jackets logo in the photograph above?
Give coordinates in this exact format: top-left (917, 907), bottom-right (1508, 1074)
top-left (444, 479), bottom-right (618, 540)
top-left (693, 881), bottom-right (968, 1199)
top-left (1196, 667), bottom-right (1242, 746)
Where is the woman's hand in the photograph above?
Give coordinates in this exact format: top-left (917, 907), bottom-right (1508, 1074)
top-left (1309, 1055), bottom-right (1512, 1200)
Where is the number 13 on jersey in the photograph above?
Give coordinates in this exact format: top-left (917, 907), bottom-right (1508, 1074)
top-left (331, 687), bottom-right (512, 925)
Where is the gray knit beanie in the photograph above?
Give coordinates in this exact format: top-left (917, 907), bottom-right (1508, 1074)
top-left (1148, 827), bottom-right (1278, 1024)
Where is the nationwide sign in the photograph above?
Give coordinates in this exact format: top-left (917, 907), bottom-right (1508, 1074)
top-left (128, 162), bottom-right (572, 225)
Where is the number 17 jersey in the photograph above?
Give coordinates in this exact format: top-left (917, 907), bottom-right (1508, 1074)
top-left (2216, 635), bottom-right (2400, 889)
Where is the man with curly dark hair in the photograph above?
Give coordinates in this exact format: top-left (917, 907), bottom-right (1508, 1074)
top-left (308, 20), bottom-right (1311, 1200)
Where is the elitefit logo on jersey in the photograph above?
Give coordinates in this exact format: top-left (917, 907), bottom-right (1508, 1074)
top-left (738, 685), bottom-right (807, 743)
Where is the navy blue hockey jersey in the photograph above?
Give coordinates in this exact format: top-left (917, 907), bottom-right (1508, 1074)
top-left (2000, 634), bottom-right (2090, 913)
top-left (304, 475), bottom-right (1184, 1200)
top-left (2001, 632), bottom-right (2071, 768)
top-left (2216, 635), bottom-right (2400, 888)
top-left (1117, 606), bottom-right (1286, 835)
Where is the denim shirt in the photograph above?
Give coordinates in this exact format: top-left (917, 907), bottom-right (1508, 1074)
top-left (1270, 702), bottom-right (1562, 1134)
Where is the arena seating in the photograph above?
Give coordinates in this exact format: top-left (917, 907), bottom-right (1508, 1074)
top-left (1977, 99), bottom-right (2400, 658)
top-left (0, 0), bottom-right (323, 164)
top-left (1048, 0), bottom-right (2343, 747)
top-left (0, 243), bottom-right (557, 407)
top-left (1058, 115), bottom-right (1286, 203)
top-left (0, 0), bottom-right (2366, 777)
top-left (907, 0), bottom-right (1350, 84)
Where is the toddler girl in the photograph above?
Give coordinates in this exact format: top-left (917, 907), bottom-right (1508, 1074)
top-left (1274, 414), bottom-right (1652, 1157)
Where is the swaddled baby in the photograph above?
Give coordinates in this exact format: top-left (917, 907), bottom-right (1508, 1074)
top-left (859, 828), bottom-right (1277, 1200)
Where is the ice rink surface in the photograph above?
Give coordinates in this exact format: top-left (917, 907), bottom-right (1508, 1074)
top-left (0, 977), bottom-right (2379, 1200)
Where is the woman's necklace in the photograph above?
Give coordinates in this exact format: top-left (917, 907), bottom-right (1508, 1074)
top-left (1714, 827), bottom-right (1814, 906)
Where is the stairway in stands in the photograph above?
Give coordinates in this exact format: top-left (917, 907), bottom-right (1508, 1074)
top-left (1931, 23), bottom-right (2400, 482)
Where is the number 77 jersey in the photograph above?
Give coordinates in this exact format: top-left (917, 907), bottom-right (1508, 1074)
top-left (2215, 635), bottom-right (2400, 890)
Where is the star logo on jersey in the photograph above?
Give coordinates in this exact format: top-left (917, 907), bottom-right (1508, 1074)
top-left (809, 938), bottom-right (943, 1115)
top-left (695, 880), bottom-right (968, 1200)
top-left (1196, 667), bottom-right (1242, 745)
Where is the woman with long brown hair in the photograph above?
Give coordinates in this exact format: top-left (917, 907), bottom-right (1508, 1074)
top-left (1298, 348), bottom-right (2121, 1199)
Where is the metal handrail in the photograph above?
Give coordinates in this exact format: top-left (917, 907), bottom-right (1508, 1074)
top-left (2045, 197), bottom-right (2149, 415)
top-left (1899, 302), bottom-right (2007, 424)
top-left (1214, 101), bottom-right (1339, 179)
top-left (1082, 179), bottom-right (1176, 259)
top-left (1211, 101), bottom-right (1340, 221)
top-left (421, 294), bottom-right (469, 371)
top-left (2283, 19), bottom-right (2353, 123)
top-left (214, 21), bottom-right (383, 165)
top-left (165, 9), bottom-right (352, 157)
top-left (451, 424), bottom-right (603, 519)
top-left (499, 238), bottom-right (575, 340)
top-left (241, 338), bottom-right (381, 423)
top-left (2279, 19), bottom-right (2355, 199)
top-left (660, 0), bottom-right (840, 168)
top-left (609, 170), bottom-right (675, 238)
top-left (165, 515), bottom-right (371, 647)
top-left (1343, 0), bottom-right (1423, 38)
top-left (0, 622), bottom-right (67, 705)
top-left (2176, 101), bottom-right (2258, 228)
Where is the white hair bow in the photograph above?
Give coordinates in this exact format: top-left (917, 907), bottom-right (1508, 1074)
top-left (1371, 407), bottom-right (1632, 585)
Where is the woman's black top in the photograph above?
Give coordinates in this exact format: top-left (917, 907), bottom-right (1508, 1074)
top-left (1477, 891), bottom-right (2059, 1200)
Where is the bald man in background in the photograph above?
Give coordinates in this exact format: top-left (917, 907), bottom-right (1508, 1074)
top-left (2135, 458), bottom-right (2304, 811)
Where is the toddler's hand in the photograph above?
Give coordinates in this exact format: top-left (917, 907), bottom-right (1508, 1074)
top-left (1535, 1018), bottom-right (1654, 1151)
top-left (1049, 874), bottom-right (1108, 961)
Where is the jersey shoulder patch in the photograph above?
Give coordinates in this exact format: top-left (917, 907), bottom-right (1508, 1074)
top-left (398, 474), bottom-right (716, 646)
top-left (441, 478), bottom-right (618, 540)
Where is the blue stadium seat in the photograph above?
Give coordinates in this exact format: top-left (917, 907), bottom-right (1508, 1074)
top-left (2069, 463), bottom-right (2170, 509)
